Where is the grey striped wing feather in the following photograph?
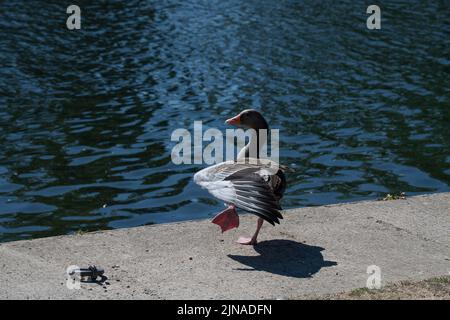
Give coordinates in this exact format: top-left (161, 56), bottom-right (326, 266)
top-left (193, 161), bottom-right (284, 225)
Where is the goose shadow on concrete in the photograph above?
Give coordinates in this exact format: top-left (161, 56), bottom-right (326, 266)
top-left (228, 239), bottom-right (337, 278)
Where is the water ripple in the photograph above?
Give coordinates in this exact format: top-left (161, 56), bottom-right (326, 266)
top-left (0, 0), bottom-right (448, 242)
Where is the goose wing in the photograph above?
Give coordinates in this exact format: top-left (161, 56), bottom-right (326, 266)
top-left (194, 161), bottom-right (284, 225)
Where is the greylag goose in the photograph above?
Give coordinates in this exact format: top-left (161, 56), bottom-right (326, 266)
top-left (194, 109), bottom-right (287, 245)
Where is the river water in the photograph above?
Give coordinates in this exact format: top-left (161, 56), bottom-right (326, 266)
top-left (0, 0), bottom-right (449, 242)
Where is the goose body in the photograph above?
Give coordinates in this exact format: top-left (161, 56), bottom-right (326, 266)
top-left (194, 159), bottom-right (286, 225)
top-left (193, 109), bottom-right (288, 245)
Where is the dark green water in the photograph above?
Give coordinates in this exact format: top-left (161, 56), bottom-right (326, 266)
top-left (0, 0), bottom-right (449, 242)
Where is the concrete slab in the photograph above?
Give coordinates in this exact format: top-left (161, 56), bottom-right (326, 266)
top-left (0, 193), bottom-right (449, 299)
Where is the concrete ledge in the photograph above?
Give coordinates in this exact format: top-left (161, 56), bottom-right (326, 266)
top-left (1, 193), bottom-right (449, 299)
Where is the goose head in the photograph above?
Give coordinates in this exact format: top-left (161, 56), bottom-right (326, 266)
top-left (225, 109), bottom-right (269, 130)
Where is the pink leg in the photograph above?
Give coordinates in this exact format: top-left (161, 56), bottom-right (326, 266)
top-left (211, 205), bottom-right (239, 233)
top-left (237, 218), bottom-right (264, 245)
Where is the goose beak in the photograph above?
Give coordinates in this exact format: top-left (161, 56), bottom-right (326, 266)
top-left (225, 114), bottom-right (241, 125)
